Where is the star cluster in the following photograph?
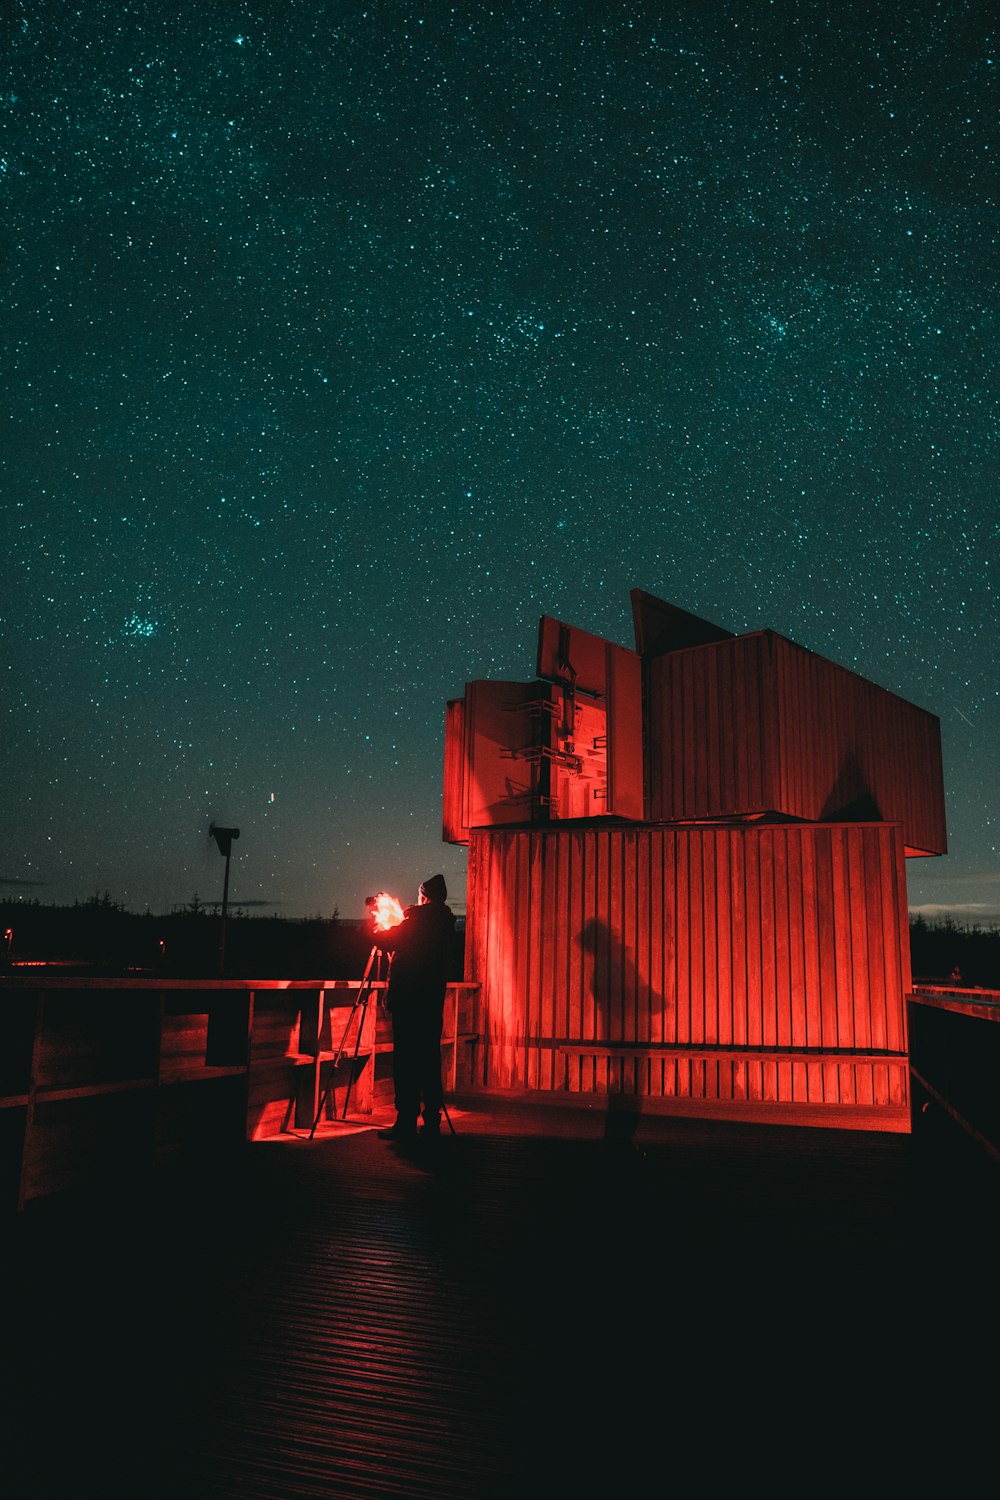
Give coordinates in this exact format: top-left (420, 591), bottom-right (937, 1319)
top-left (3, 1), bottom-right (997, 921)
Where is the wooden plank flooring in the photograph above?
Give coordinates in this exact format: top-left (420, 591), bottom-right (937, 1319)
top-left (3, 1094), bottom-right (999, 1498)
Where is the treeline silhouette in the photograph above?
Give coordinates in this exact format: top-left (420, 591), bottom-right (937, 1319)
top-left (0, 892), bottom-right (465, 981)
top-left (1, 896), bottom-right (995, 986)
top-left (909, 913), bottom-right (1000, 988)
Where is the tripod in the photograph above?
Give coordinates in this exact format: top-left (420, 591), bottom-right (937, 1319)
top-left (309, 945), bottom-right (385, 1139)
top-left (308, 940), bottom-right (458, 1140)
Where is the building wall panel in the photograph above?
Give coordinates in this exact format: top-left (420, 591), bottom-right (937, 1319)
top-left (442, 697), bottom-right (466, 845)
top-left (465, 822), bottom-right (911, 1129)
top-left (606, 647), bottom-right (645, 818)
top-left (647, 633), bottom-right (946, 856)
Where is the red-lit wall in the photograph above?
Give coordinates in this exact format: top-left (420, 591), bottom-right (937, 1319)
top-left (646, 631), bottom-right (946, 856)
top-left (465, 821), bottom-right (912, 1130)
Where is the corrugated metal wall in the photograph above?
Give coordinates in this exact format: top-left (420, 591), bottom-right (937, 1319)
top-left (466, 822), bottom-right (911, 1127)
top-left (647, 632), bottom-right (946, 855)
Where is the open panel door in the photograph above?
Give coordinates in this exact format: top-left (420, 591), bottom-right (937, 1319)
top-left (605, 646), bottom-right (644, 819)
top-left (630, 589), bottom-right (733, 656)
top-left (537, 614), bottom-right (618, 695)
top-left (458, 680), bottom-right (541, 835)
top-left (537, 616), bottom-right (644, 821)
top-left (443, 697), bottom-right (468, 844)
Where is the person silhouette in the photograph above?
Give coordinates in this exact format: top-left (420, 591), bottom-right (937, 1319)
top-left (371, 874), bottom-right (457, 1140)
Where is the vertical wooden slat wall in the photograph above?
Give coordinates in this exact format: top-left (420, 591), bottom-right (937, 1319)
top-left (766, 633), bottom-right (946, 855)
top-left (465, 822), bottom-right (911, 1129)
top-left (647, 632), bottom-right (946, 856)
top-left (442, 697), bottom-right (466, 845)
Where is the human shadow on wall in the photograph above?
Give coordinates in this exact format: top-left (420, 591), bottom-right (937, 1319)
top-left (578, 917), bottom-right (655, 1149)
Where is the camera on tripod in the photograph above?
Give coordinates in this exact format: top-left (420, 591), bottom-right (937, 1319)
top-left (366, 891), bottom-right (404, 931)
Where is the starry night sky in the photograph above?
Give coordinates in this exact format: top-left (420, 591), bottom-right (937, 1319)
top-left (4, 1), bottom-right (997, 923)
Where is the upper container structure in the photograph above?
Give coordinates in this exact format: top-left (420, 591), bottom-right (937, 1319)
top-left (443, 589), bottom-right (946, 858)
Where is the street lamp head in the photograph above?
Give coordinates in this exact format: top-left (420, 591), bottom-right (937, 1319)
top-left (210, 824), bottom-right (240, 857)
top-left (208, 825), bottom-right (240, 977)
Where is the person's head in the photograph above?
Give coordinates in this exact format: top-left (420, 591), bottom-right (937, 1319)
top-left (418, 874), bottom-right (447, 905)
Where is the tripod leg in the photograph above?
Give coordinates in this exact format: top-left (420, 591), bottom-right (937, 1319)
top-left (309, 1062), bottom-right (337, 1140)
top-left (339, 988), bottom-right (371, 1119)
top-left (309, 979), bottom-right (370, 1138)
top-left (442, 1100), bottom-right (457, 1135)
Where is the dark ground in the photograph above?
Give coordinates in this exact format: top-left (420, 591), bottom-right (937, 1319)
top-left (3, 1094), bottom-right (998, 1499)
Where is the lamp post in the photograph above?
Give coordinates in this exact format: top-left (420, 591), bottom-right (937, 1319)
top-left (209, 824), bottom-right (240, 976)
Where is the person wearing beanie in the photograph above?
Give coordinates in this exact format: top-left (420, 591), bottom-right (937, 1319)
top-left (371, 874), bottom-right (456, 1140)
top-left (419, 873), bottom-right (447, 904)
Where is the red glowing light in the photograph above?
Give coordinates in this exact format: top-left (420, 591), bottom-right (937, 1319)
top-left (371, 892), bottom-right (404, 931)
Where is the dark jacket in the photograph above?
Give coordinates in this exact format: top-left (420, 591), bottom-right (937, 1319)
top-left (373, 900), bottom-right (456, 1013)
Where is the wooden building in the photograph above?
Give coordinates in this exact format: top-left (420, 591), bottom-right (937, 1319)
top-left (444, 590), bottom-right (946, 1131)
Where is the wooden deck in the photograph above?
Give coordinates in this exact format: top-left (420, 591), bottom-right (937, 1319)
top-left (3, 1092), bottom-right (998, 1498)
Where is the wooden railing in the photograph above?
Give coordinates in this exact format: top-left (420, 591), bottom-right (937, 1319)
top-left (908, 985), bottom-right (1000, 1168)
top-left (0, 976), bottom-right (482, 1211)
top-left (7, 974), bottom-right (997, 1209)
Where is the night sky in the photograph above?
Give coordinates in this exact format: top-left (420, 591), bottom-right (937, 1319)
top-left (4, 1), bottom-right (997, 924)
